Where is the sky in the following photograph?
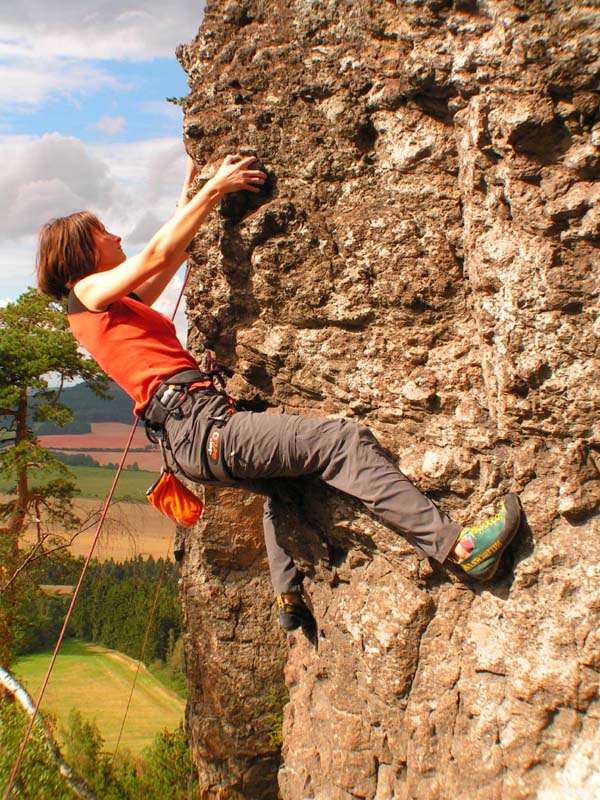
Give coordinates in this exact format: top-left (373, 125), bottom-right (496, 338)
top-left (0, 0), bottom-right (206, 334)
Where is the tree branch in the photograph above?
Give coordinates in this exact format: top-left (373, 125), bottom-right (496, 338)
top-left (0, 665), bottom-right (98, 800)
top-left (50, 373), bottom-right (65, 407)
top-left (0, 510), bottom-right (102, 593)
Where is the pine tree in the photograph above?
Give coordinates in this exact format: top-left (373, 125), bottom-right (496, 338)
top-left (0, 289), bottom-right (108, 667)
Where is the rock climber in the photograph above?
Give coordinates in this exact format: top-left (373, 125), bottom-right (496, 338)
top-left (36, 153), bottom-right (522, 633)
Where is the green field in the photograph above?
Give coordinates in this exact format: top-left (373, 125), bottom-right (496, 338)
top-left (0, 465), bottom-right (156, 502)
top-left (14, 640), bottom-right (185, 755)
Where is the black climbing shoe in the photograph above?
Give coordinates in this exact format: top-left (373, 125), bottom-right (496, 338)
top-left (276, 594), bottom-right (315, 632)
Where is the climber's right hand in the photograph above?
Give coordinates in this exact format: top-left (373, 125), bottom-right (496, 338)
top-left (209, 154), bottom-right (266, 195)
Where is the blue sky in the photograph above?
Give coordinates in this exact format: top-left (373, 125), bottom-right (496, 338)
top-left (2, 58), bottom-right (188, 143)
top-left (0, 1), bottom-right (205, 326)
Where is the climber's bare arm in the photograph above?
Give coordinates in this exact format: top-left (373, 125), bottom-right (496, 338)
top-left (133, 156), bottom-right (200, 305)
top-left (177, 155), bottom-right (199, 211)
top-left (74, 155), bottom-right (265, 311)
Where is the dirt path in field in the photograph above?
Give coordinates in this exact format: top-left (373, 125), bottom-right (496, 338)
top-left (86, 645), bottom-right (183, 705)
top-left (87, 643), bottom-right (150, 674)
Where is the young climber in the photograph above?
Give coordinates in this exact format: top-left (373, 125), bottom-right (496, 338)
top-left (36, 153), bottom-right (521, 632)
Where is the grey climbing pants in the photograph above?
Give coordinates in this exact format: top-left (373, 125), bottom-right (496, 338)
top-left (165, 392), bottom-right (461, 595)
top-left (225, 413), bottom-right (461, 592)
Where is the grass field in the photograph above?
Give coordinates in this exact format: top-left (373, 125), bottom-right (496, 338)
top-left (14, 640), bottom-right (186, 756)
top-left (4, 474), bottom-right (180, 561)
top-left (2, 424), bottom-right (181, 559)
top-left (0, 464), bottom-right (157, 502)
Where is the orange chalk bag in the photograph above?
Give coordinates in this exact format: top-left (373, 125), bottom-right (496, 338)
top-left (146, 468), bottom-right (203, 527)
top-left (146, 429), bottom-right (203, 527)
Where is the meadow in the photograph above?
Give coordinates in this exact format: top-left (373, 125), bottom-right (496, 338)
top-left (0, 464), bottom-right (157, 501)
top-left (2, 463), bottom-right (180, 561)
top-left (63, 498), bottom-right (177, 560)
top-left (14, 640), bottom-right (186, 756)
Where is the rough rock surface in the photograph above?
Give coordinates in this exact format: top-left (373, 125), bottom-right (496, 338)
top-left (175, 2), bottom-right (600, 798)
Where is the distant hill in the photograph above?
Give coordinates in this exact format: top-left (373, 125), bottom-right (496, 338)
top-left (34, 381), bottom-right (135, 434)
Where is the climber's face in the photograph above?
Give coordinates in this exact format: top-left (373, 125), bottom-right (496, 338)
top-left (92, 224), bottom-right (126, 271)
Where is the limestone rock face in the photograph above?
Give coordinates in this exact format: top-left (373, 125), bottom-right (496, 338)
top-left (176, 2), bottom-right (600, 798)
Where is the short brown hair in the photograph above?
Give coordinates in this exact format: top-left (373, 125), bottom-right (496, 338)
top-left (37, 211), bottom-right (103, 300)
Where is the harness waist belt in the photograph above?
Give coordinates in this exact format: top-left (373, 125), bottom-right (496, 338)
top-left (143, 369), bottom-right (237, 484)
top-left (152, 369), bottom-right (212, 404)
top-left (143, 369), bottom-right (212, 428)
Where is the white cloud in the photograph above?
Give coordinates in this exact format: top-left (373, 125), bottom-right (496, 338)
top-left (94, 115), bottom-right (126, 135)
top-left (0, 57), bottom-right (121, 108)
top-left (87, 137), bottom-right (188, 224)
top-left (0, 132), bottom-right (194, 304)
top-left (0, 235), bottom-right (39, 296)
top-left (15, 179), bottom-right (87, 228)
top-left (0, 132), bottom-right (191, 242)
top-left (1, 1), bottom-right (204, 61)
top-left (144, 141), bottom-right (189, 203)
top-left (0, 133), bottom-right (116, 238)
top-left (126, 211), bottom-right (163, 246)
top-left (0, 1), bottom-right (203, 109)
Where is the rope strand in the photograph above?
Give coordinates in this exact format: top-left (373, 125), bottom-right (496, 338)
top-left (4, 263), bottom-right (193, 799)
top-left (3, 422), bottom-right (139, 800)
top-left (110, 531), bottom-right (176, 765)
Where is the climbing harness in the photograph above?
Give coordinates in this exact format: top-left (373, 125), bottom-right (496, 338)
top-left (142, 359), bottom-right (237, 523)
top-left (142, 368), bottom-right (211, 526)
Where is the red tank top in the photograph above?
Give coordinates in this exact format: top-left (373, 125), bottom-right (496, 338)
top-left (68, 291), bottom-right (201, 416)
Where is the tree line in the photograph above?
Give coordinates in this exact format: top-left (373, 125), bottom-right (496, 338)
top-left (17, 556), bottom-right (183, 674)
top-left (33, 380), bottom-right (134, 435)
top-left (51, 452), bottom-right (142, 470)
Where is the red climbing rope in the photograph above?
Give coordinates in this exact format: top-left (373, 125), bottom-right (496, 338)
top-left (3, 264), bottom-right (193, 800)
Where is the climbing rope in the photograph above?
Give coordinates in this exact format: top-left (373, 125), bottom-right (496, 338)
top-left (3, 264), bottom-right (193, 800)
top-left (110, 528), bottom-right (176, 764)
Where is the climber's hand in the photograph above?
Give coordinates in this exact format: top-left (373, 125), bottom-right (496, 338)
top-left (209, 154), bottom-right (266, 195)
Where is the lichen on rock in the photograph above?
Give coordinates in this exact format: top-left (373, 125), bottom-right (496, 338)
top-left (175, 2), bottom-right (600, 798)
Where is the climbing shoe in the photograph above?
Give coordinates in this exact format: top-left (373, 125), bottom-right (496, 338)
top-left (276, 594), bottom-right (315, 632)
top-left (450, 492), bottom-right (521, 581)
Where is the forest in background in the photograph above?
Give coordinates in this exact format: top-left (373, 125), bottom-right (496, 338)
top-left (14, 555), bottom-right (185, 695)
top-left (33, 381), bottom-right (134, 434)
top-left (3, 553), bottom-right (193, 798)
